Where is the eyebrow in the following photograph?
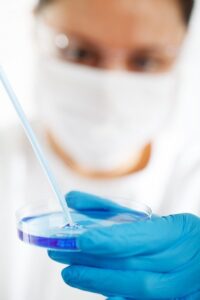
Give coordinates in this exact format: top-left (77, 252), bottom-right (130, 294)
top-left (132, 46), bottom-right (179, 55)
top-left (54, 28), bottom-right (101, 48)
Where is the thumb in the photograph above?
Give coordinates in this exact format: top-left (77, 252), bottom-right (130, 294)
top-left (66, 191), bottom-right (135, 213)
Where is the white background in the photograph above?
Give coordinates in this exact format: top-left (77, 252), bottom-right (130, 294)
top-left (0, 0), bottom-right (200, 129)
top-left (0, 0), bottom-right (36, 129)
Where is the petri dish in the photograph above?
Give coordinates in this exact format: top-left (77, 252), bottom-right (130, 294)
top-left (16, 200), bottom-right (152, 252)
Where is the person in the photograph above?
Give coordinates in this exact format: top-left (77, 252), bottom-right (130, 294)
top-left (0, 0), bottom-right (199, 299)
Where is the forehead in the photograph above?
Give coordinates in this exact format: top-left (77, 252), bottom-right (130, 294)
top-left (43, 0), bottom-right (186, 49)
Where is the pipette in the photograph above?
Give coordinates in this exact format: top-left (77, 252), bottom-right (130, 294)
top-left (0, 66), bottom-right (73, 226)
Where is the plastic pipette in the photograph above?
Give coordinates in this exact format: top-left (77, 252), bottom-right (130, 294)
top-left (0, 67), bottom-right (73, 226)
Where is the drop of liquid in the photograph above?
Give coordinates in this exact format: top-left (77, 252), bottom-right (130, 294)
top-left (63, 223), bottom-right (82, 230)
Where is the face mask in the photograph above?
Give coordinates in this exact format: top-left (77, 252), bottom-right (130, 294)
top-left (35, 58), bottom-right (178, 171)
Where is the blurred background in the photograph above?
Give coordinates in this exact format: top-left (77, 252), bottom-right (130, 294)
top-left (0, 0), bottom-right (200, 130)
top-left (0, 0), bottom-right (36, 129)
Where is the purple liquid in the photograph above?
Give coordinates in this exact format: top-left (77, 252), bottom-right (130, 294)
top-left (18, 229), bottom-right (79, 250)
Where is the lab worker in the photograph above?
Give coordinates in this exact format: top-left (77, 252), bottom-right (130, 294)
top-left (0, 0), bottom-right (200, 299)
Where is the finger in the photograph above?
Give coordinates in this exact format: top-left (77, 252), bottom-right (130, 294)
top-left (77, 214), bottom-right (190, 257)
top-left (66, 191), bottom-right (134, 213)
top-left (49, 250), bottom-right (174, 272)
top-left (61, 265), bottom-right (200, 299)
top-left (49, 239), bottom-right (197, 273)
top-left (185, 290), bottom-right (200, 300)
top-left (49, 250), bottom-right (151, 271)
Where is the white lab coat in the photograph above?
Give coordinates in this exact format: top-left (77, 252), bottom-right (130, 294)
top-left (0, 117), bottom-right (200, 300)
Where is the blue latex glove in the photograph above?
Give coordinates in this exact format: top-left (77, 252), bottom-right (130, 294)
top-left (49, 191), bottom-right (200, 299)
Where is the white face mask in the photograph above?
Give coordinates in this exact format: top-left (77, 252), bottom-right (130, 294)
top-left (35, 58), bottom-right (178, 171)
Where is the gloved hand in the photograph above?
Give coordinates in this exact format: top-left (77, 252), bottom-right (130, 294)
top-left (49, 191), bottom-right (200, 299)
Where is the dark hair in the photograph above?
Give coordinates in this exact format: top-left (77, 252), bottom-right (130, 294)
top-left (180, 0), bottom-right (195, 24)
top-left (36, 0), bottom-right (194, 24)
top-left (35, 0), bottom-right (52, 12)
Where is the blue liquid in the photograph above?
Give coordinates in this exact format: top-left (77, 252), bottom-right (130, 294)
top-left (18, 229), bottom-right (79, 250)
top-left (17, 210), bottom-right (149, 251)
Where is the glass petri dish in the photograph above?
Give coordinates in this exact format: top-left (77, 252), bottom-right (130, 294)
top-left (16, 200), bottom-right (152, 252)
